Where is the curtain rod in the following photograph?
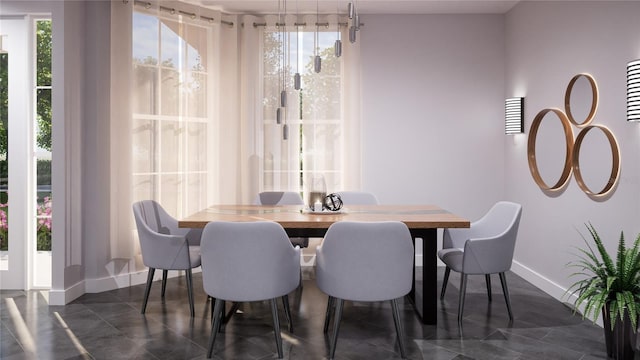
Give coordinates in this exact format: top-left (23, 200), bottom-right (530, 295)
top-left (252, 22), bottom-right (363, 28)
top-left (132, 0), bottom-right (234, 27)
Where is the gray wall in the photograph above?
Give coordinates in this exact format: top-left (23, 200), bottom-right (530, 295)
top-left (360, 14), bottom-right (506, 220)
top-left (504, 1), bottom-right (640, 300)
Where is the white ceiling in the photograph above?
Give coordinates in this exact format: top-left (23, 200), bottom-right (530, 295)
top-left (189, 0), bottom-right (521, 15)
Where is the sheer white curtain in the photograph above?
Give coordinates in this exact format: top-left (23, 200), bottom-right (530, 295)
top-left (111, 1), bottom-right (134, 259)
top-left (113, 4), bottom-right (362, 265)
top-left (129, 3), bottom-right (224, 219)
top-left (112, 2), bottom-right (250, 265)
top-left (112, 1), bottom-right (243, 266)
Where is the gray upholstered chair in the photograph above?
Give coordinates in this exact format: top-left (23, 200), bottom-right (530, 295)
top-left (321, 191), bottom-right (379, 333)
top-left (254, 191), bottom-right (308, 248)
top-left (335, 191), bottom-right (379, 205)
top-left (438, 201), bottom-right (522, 327)
top-left (132, 200), bottom-right (202, 317)
top-left (316, 221), bottom-right (413, 359)
top-left (200, 221), bottom-right (301, 359)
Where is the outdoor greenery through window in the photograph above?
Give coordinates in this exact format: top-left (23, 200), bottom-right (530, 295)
top-left (35, 19), bottom-right (52, 251)
top-left (0, 38), bottom-right (7, 250)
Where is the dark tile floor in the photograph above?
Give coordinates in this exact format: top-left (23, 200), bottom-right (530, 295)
top-left (0, 267), bottom-right (621, 360)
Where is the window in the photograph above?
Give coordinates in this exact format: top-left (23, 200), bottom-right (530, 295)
top-left (132, 10), bottom-right (212, 218)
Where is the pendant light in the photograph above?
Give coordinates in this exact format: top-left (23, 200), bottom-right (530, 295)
top-left (293, 0), bottom-right (301, 90)
top-left (276, 0), bottom-right (283, 124)
top-left (334, 0), bottom-right (342, 57)
top-left (280, 0), bottom-right (289, 140)
top-left (280, 0), bottom-right (287, 109)
top-left (314, 0), bottom-right (321, 73)
top-left (294, 64), bottom-right (301, 90)
top-left (348, 0), bottom-right (358, 43)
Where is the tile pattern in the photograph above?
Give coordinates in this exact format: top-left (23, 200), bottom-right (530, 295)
top-left (0, 268), bottom-right (618, 359)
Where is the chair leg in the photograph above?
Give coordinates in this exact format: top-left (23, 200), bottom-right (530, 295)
top-left (499, 272), bottom-right (514, 322)
top-left (390, 298), bottom-right (407, 359)
top-left (329, 298), bottom-right (344, 360)
top-left (299, 267), bottom-right (304, 289)
top-left (441, 267), bottom-right (451, 300)
top-left (211, 298), bottom-right (216, 324)
top-left (141, 268), bottom-right (155, 314)
top-left (323, 296), bottom-right (335, 333)
top-left (282, 295), bottom-right (293, 333)
top-left (219, 301), bottom-right (228, 331)
top-left (458, 274), bottom-right (468, 328)
top-left (161, 269), bottom-right (168, 298)
top-left (185, 269), bottom-right (195, 317)
top-left (223, 302), bottom-right (241, 324)
top-left (207, 298), bottom-right (225, 358)
top-left (485, 274), bottom-right (492, 302)
top-left (270, 298), bottom-right (284, 359)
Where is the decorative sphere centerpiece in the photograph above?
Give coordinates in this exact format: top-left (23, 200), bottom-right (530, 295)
top-left (324, 193), bottom-right (343, 212)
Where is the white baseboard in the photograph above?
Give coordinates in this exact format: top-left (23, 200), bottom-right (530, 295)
top-left (510, 260), bottom-right (601, 327)
top-left (48, 268), bottom-right (204, 305)
top-left (48, 281), bottom-right (85, 305)
top-left (85, 267), bottom-right (203, 293)
top-left (510, 260), bottom-right (570, 302)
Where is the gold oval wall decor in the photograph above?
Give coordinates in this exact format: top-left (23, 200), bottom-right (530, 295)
top-left (564, 73), bottom-right (598, 128)
top-left (572, 125), bottom-right (620, 197)
top-left (527, 108), bottom-right (574, 191)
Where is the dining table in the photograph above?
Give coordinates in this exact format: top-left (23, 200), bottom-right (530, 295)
top-left (179, 204), bottom-right (470, 325)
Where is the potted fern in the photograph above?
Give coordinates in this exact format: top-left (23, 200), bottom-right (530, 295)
top-left (567, 223), bottom-right (640, 360)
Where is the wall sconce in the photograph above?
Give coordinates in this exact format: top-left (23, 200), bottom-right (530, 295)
top-left (627, 59), bottom-right (640, 121)
top-left (505, 97), bottom-right (524, 134)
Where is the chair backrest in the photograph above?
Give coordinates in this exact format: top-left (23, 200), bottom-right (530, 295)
top-left (316, 221), bottom-right (413, 302)
top-left (463, 201), bottom-right (522, 274)
top-left (133, 199), bottom-right (202, 246)
top-left (335, 191), bottom-right (379, 205)
top-left (200, 221), bottom-right (301, 302)
top-left (472, 201), bottom-right (522, 238)
top-left (132, 200), bottom-right (194, 270)
top-left (134, 200), bottom-right (178, 235)
top-left (254, 191), bottom-right (304, 206)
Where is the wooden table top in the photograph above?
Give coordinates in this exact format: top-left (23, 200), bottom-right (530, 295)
top-left (179, 204), bottom-right (470, 230)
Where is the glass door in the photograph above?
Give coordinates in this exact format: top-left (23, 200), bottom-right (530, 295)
top-left (0, 16), bottom-right (30, 289)
top-left (0, 16), bottom-right (51, 290)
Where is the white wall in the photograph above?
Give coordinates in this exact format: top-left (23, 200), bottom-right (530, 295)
top-left (505, 1), bottom-right (640, 300)
top-left (360, 14), bottom-right (506, 220)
